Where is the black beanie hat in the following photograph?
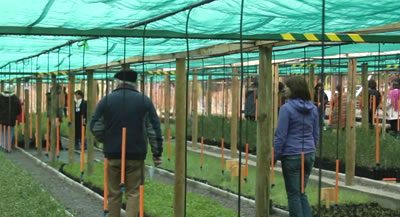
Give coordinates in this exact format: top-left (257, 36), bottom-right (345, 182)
top-left (114, 69), bottom-right (137, 82)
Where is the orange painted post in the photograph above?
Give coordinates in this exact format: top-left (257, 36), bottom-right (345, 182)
top-left (29, 113), bottom-right (33, 139)
top-left (245, 143), bottom-right (249, 178)
top-left (80, 117), bottom-right (86, 181)
top-left (0, 124), bottom-right (2, 149)
top-left (200, 136), bottom-right (204, 170)
top-left (46, 119), bottom-right (50, 153)
top-left (301, 152), bottom-right (305, 193)
top-left (67, 82), bottom-right (72, 122)
top-left (56, 118), bottom-right (60, 158)
top-left (139, 185), bottom-right (144, 217)
top-left (15, 121), bottom-right (18, 148)
top-left (335, 160), bottom-right (340, 204)
top-left (167, 128), bottom-right (171, 161)
top-left (35, 115), bottom-right (39, 149)
top-left (221, 138), bottom-right (225, 174)
top-left (103, 158), bottom-right (109, 215)
top-left (375, 124), bottom-right (380, 165)
top-left (120, 127), bottom-right (127, 191)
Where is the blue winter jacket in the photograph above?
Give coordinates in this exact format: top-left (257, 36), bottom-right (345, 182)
top-left (274, 99), bottom-right (319, 160)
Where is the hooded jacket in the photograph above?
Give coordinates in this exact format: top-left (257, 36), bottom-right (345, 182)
top-left (0, 93), bottom-right (21, 126)
top-left (274, 99), bottom-right (319, 160)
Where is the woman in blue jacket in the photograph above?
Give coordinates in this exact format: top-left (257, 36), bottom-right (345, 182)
top-left (274, 76), bottom-right (319, 217)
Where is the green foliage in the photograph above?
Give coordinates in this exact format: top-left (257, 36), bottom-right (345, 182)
top-left (0, 153), bottom-right (70, 217)
top-left (185, 115), bottom-right (400, 169)
top-left (63, 162), bottom-right (238, 217)
top-left (146, 143), bottom-right (369, 207)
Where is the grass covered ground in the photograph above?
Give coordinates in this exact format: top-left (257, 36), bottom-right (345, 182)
top-left (63, 163), bottom-right (238, 217)
top-left (0, 152), bottom-right (70, 217)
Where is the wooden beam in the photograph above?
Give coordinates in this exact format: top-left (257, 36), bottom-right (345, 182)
top-left (361, 63), bottom-right (369, 131)
top-left (174, 58), bottom-right (186, 217)
top-left (256, 45), bottom-right (273, 216)
top-left (23, 81), bottom-right (30, 150)
top-left (68, 75), bottom-right (75, 163)
top-left (36, 76), bottom-right (43, 158)
top-left (192, 70), bottom-right (199, 148)
top-left (230, 70), bottom-right (239, 159)
top-left (164, 75), bottom-right (171, 141)
top-left (345, 58), bottom-right (357, 186)
top-left (86, 70), bottom-right (95, 175)
top-left (207, 75), bottom-right (212, 116)
top-left (381, 74), bottom-right (389, 138)
top-left (49, 75), bottom-right (57, 162)
top-left (309, 66), bottom-right (315, 102)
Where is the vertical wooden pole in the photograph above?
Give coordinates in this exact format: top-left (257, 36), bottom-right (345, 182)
top-left (68, 75), bottom-right (75, 163)
top-left (0, 81), bottom-right (4, 92)
top-left (149, 77), bottom-right (154, 100)
top-left (36, 76), bottom-right (43, 157)
top-left (86, 70), bottom-right (95, 175)
top-left (224, 79), bottom-right (229, 117)
top-left (345, 59), bottom-right (357, 186)
top-left (49, 76), bottom-right (57, 162)
top-left (192, 70), bottom-right (199, 148)
top-left (231, 71), bottom-right (239, 159)
top-left (16, 78), bottom-right (21, 100)
top-left (256, 46), bottom-right (273, 217)
top-left (164, 76), bottom-right (171, 140)
top-left (207, 75), bottom-right (212, 116)
top-left (381, 74), bottom-right (389, 138)
top-left (174, 58), bottom-right (186, 217)
top-left (309, 66), bottom-right (315, 102)
top-left (273, 64), bottom-right (279, 129)
top-left (24, 80), bottom-right (30, 150)
top-left (361, 63), bottom-right (369, 131)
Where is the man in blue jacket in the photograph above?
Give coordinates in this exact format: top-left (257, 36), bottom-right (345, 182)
top-left (90, 69), bottom-right (163, 217)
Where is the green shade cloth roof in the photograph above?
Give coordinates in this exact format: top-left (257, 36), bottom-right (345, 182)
top-left (1, 0), bottom-right (400, 80)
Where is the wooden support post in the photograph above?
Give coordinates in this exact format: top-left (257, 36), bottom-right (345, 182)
top-left (273, 64), bottom-right (279, 129)
top-left (309, 66), bottom-right (315, 102)
top-left (345, 59), bottom-right (357, 186)
top-left (86, 70), bottom-right (95, 175)
top-left (207, 75), bottom-right (212, 116)
top-left (256, 45), bottom-right (273, 217)
top-left (80, 80), bottom-right (85, 95)
top-left (231, 71), bottom-right (239, 159)
top-left (36, 76), bottom-right (43, 157)
top-left (68, 75), bottom-right (75, 163)
top-left (192, 70), bottom-right (199, 148)
top-left (16, 78), bottom-right (21, 100)
top-left (164, 75), bottom-right (171, 140)
top-left (24, 80), bottom-right (30, 150)
top-left (174, 58), bottom-right (186, 217)
top-left (149, 77), bottom-right (154, 100)
top-left (224, 79), bottom-right (229, 117)
top-left (49, 76), bottom-right (57, 162)
top-left (361, 63), bottom-right (369, 131)
top-left (0, 81), bottom-right (4, 92)
top-left (382, 74), bottom-right (389, 138)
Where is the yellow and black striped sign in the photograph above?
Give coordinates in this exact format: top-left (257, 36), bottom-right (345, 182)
top-left (281, 33), bottom-right (366, 43)
top-left (386, 64), bottom-right (399, 70)
top-left (147, 70), bottom-right (175, 75)
top-left (291, 63), bottom-right (318, 68)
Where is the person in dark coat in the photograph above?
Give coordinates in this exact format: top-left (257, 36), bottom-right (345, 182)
top-left (368, 79), bottom-right (381, 128)
top-left (244, 80), bottom-right (257, 121)
top-left (0, 83), bottom-right (21, 152)
top-left (74, 90), bottom-right (87, 150)
top-left (90, 69), bottom-right (163, 217)
top-left (314, 82), bottom-right (329, 121)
